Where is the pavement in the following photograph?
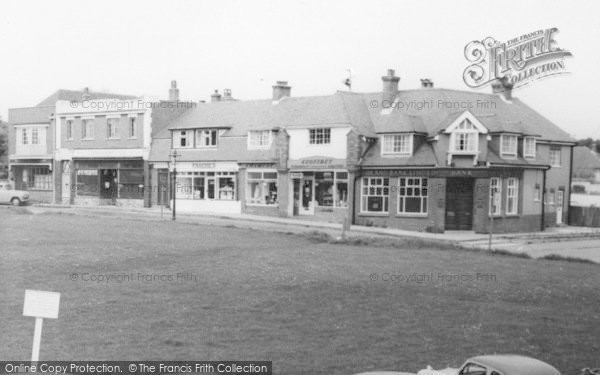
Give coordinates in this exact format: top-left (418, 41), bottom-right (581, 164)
top-left (16, 203), bottom-right (600, 263)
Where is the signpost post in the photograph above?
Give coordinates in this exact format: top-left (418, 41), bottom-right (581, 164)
top-left (23, 289), bottom-right (60, 361)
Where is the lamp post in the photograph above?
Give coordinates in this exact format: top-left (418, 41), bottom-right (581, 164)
top-left (169, 149), bottom-right (180, 221)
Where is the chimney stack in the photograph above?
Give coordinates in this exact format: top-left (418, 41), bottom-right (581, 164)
top-left (222, 89), bottom-right (234, 101)
top-left (382, 69), bottom-right (400, 104)
top-left (169, 80), bottom-right (179, 101)
top-left (82, 87), bottom-right (91, 101)
top-left (491, 76), bottom-right (513, 101)
top-left (420, 78), bottom-right (434, 88)
top-left (211, 90), bottom-right (222, 102)
top-left (272, 81), bottom-right (291, 101)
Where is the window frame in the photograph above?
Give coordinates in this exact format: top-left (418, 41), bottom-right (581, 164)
top-left (360, 177), bottom-right (390, 214)
top-left (66, 120), bottom-right (73, 140)
top-left (451, 120), bottom-right (479, 154)
top-left (381, 134), bottom-right (413, 156)
top-left (523, 136), bottom-right (536, 158)
top-left (128, 117), bottom-right (137, 139)
top-left (505, 177), bottom-right (519, 215)
top-left (174, 130), bottom-right (193, 148)
top-left (197, 129), bottom-right (218, 148)
top-left (246, 169), bottom-right (278, 206)
top-left (489, 177), bottom-right (502, 216)
top-left (21, 128), bottom-right (28, 145)
top-left (82, 119), bottom-right (95, 140)
top-left (107, 118), bottom-right (119, 139)
top-left (500, 134), bottom-right (518, 157)
top-left (549, 146), bottom-right (561, 167)
top-left (309, 128), bottom-right (331, 145)
top-left (397, 177), bottom-right (428, 215)
top-left (248, 130), bottom-right (272, 149)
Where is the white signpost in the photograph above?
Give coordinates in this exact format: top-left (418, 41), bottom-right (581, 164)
top-left (23, 289), bottom-right (60, 361)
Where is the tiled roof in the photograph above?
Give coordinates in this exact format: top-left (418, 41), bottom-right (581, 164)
top-left (361, 142), bottom-right (438, 167)
top-left (36, 89), bottom-right (137, 107)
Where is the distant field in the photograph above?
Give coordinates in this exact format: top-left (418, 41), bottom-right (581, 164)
top-left (0, 208), bottom-right (599, 374)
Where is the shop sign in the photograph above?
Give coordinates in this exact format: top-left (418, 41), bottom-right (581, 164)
top-left (288, 157), bottom-right (346, 170)
top-left (192, 162), bottom-right (216, 169)
top-left (290, 172), bottom-right (304, 179)
top-left (363, 168), bottom-right (522, 178)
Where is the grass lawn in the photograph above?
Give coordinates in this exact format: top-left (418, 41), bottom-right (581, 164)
top-left (1, 208), bottom-right (599, 374)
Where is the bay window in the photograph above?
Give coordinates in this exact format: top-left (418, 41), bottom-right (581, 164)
top-left (398, 177), bottom-right (428, 214)
top-left (361, 177), bottom-right (389, 213)
top-left (247, 170), bottom-right (278, 205)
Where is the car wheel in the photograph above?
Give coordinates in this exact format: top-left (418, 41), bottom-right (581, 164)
top-left (11, 198), bottom-right (21, 206)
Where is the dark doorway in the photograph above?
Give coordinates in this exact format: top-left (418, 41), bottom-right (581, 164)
top-left (445, 178), bottom-right (474, 230)
top-left (157, 171), bottom-right (169, 206)
top-left (100, 169), bottom-right (117, 204)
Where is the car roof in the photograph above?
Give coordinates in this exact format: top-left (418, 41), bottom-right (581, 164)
top-left (467, 355), bottom-right (560, 375)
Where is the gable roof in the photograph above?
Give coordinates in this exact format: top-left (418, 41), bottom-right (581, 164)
top-left (37, 89), bottom-right (137, 107)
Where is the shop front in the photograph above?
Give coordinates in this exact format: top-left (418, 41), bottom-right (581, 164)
top-left (287, 157), bottom-right (350, 223)
top-left (71, 159), bottom-right (145, 206)
top-left (9, 160), bottom-right (54, 202)
top-left (172, 161), bottom-right (241, 213)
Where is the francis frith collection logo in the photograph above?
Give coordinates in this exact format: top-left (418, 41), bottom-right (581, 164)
top-left (463, 27), bottom-right (572, 89)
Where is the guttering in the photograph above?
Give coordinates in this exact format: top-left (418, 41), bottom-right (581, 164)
top-left (352, 137), bottom-right (377, 225)
top-left (567, 145), bottom-right (574, 225)
top-left (541, 168), bottom-right (547, 231)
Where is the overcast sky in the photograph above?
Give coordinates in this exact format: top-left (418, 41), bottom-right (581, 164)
top-left (0, 0), bottom-right (598, 138)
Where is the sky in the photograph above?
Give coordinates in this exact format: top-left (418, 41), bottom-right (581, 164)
top-left (0, 0), bottom-right (599, 139)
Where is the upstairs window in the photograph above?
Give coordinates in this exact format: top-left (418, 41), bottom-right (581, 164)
top-left (524, 136), bottom-right (536, 158)
top-left (309, 128), bottom-right (331, 145)
top-left (82, 119), bottom-right (94, 140)
top-left (248, 130), bottom-right (271, 149)
top-left (550, 146), bottom-right (561, 166)
top-left (174, 130), bottom-right (192, 148)
top-left (129, 118), bottom-right (137, 138)
top-left (21, 128), bottom-right (28, 145)
top-left (31, 128), bottom-right (39, 145)
top-left (501, 134), bottom-right (518, 157)
top-left (451, 119), bottom-right (478, 153)
top-left (107, 118), bottom-right (119, 139)
top-left (66, 120), bottom-right (73, 140)
top-left (382, 134), bottom-right (412, 155)
top-left (197, 129), bottom-right (218, 148)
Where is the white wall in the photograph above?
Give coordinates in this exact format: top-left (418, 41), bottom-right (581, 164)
top-left (287, 127), bottom-right (351, 160)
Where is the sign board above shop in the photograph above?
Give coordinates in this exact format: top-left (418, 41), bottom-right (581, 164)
top-left (362, 168), bottom-right (524, 178)
top-left (288, 157), bottom-right (346, 170)
top-left (177, 161), bottom-right (239, 172)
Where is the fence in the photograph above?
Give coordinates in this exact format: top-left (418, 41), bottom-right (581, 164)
top-left (569, 205), bottom-right (600, 227)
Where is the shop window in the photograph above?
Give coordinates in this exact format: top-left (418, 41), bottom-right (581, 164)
top-left (361, 177), bottom-right (389, 213)
top-left (197, 129), bottom-right (218, 148)
top-left (315, 172), bottom-right (334, 206)
top-left (506, 177), bottom-right (519, 215)
top-left (309, 128), bottom-right (331, 144)
top-left (397, 177), bottom-right (428, 214)
top-left (176, 176), bottom-right (193, 199)
top-left (207, 178), bottom-right (215, 199)
top-left (247, 170), bottom-right (278, 205)
top-left (489, 177), bottom-right (502, 215)
top-left (193, 177), bottom-right (205, 199)
top-left (501, 134), bottom-right (518, 157)
top-left (76, 169), bottom-right (99, 196)
top-left (218, 177), bottom-right (235, 200)
top-left (23, 166), bottom-right (52, 190)
top-left (119, 169), bottom-right (144, 199)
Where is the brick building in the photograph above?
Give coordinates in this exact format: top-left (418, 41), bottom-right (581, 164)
top-left (148, 70), bottom-right (575, 233)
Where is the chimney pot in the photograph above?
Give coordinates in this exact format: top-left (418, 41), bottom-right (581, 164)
top-left (420, 78), bottom-right (434, 88)
top-left (169, 80), bottom-right (180, 101)
top-left (211, 89), bottom-right (222, 102)
top-left (381, 69), bottom-right (400, 104)
top-left (491, 76), bottom-right (513, 100)
top-left (272, 81), bottom-right (291, 101)
top-left (82, 87), bottom-right (91, 101)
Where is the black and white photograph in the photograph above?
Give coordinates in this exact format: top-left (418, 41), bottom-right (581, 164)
top-left (0, 1), bottom-right (599, 374)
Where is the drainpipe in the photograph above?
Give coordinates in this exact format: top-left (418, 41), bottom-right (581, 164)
top-left (541, 168), bottom-right (547, 231)
top-left (567, 145), bottom-right (574, 225)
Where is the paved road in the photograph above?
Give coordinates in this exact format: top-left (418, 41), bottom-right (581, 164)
top-left (464, 237), bottom-right (600, 263)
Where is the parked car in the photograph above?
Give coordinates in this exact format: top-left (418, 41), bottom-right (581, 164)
top-left (0, 181), bottom-right (29, 206)
top-left (354, 355), bottom-right (561, 375)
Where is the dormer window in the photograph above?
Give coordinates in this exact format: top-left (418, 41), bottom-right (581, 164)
top-left (451, 119), bottom-right (478, 153)
top-left (501, 134), bottom-right (518, 157)
top-left (309, 128), bottom-right (330, 144)
top-left (174, 130), bottom-right (192, 148)
top-left (197, 129), bottom-right (218, 148)
top-left (381, 134), bottom-right (413, 156)
top-left (523, 136), bottom-right (536, 158)
top-left (248, 130), bottom-right (272, 149)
